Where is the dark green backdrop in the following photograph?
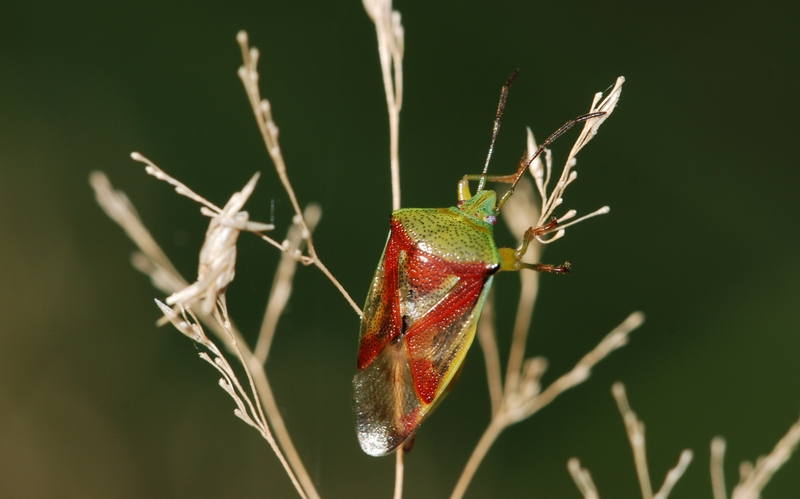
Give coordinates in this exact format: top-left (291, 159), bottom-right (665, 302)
top-left (1, 1), bottom-right (799, 497)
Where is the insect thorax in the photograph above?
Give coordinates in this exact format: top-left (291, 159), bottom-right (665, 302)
top-left (391, 206), bottom-right (501, 269)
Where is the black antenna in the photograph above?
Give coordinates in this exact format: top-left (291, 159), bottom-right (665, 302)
top-left (496, 111), bottom-right (606, 211)
top-left (477, 70), bottom-right (519, 192)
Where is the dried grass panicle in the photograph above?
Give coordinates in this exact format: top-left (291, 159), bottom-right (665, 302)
top-left (363, 0), bottom-right (404, 212)
top-left (569, 386), bottom-right (800, 499)
top-left (450, 77), bottom-right (638, 499)
top-left (129, 153), bottom-right (274, 314)
top-left (566, 383), bottom-right (693, 499)
top-left (725, 416), bottom-right (800, 499)
top-left (93, 166), bottom-right (322, 499)
top-left (526, 76), bottom-right (624, 245)
top-left (153, 298), bottom-right (308, 499)
top-left (93, 23), bottom-right (370, 499)
top-left (236, 30), bottom-right (362, 318)
top-left (91, 30), bottom-right (374, 499)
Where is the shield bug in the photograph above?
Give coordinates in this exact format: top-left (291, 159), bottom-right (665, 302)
top-left (353, 72), bottom-right (607, 456)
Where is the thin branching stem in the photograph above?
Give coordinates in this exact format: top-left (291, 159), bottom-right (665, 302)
top-left (237, 30), bottom-right (362, 317)
top-left (568, 458), bottom-right (600, 499)
top-left (654, 450), bottom-right (694, 499)
top-left (363, 0), bottom-right (404, 211)
top-left (159, 302), bottom-right (309, 499)
top-left (455, 81), bottom-right (628, 495)
top-left (451, 313), bottom-right (643, 499)
top-left (363, 2), bottom-right (408, 494)
top-left (612, 382), bottom-right (693, 499)
top-left (567, 383), bottom-right (692, 499)
top-left (255, 204), bottom-right (322, 363)
top-left (612, 382), bottom-right (654, 499)
top-left (731, 416), bottom-right (800, 499)
top-left (711, 437), bottom-right (728, 499)
top-left (498, 177), bottom-right (542, 400)
top-left (394, 448), bottom-right (405, 499)
top-left (503, 268), bottom-right (539, 399)
top-left (91, 174), bottom-right (320, 499)
top-left (476, 289), bottom-right (503, 416)
top-left (512, 313), bottom-right (643, 422)
top-left (450, 418), bottom-right (507, 499)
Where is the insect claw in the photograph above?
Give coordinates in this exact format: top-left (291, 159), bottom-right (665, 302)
top-left (517, 261), bottom-right (571, 274)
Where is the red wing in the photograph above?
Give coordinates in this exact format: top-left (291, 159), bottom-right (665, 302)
top-left (405, 275), bottom-right (487, 404)
top-left (357, 234), bottom-right (403, 370)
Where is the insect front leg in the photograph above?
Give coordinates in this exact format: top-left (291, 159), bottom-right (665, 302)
top-left (459, 171), bottom-right (519, 204)
top-left (460, 152), bottom-right (531, 202)
top-left (498, 216), bottom-right (570, 274)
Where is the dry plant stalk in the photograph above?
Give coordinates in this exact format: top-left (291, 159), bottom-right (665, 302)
top-left (569, 384), bottom-right (800, 499)
top-left (450, 77), bottom-right (639, 499)
top-left (711, 437), bottom-right (728, 499)
top-left (711, 416), bottom-right (800, 499)
top-left (90, 27), bottom-right (382, 498)
top-left (612, 383), bottom-right (694, 499)
top-left (92, 5), bottom-right (403, 497)
top-left (236, 31), bottom-right (362, 318)
top-left (567, 383), bottom-right (694, 499)
top-left (363, 0), bottom-right (404, 211)
top-left (362, 2), bottom-right (407, 497)
top-left (568, 458), bottom-right (600, 499)
top-left (91, 168), bottom-right (323, 499)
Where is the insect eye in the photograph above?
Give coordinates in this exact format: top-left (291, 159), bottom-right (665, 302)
top-left (484, 215), bottom-right (497, 225)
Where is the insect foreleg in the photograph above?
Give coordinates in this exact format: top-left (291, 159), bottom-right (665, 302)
top-left (459, 172), bottom-right (518, 202)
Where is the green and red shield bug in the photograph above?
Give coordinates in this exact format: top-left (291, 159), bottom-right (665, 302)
top-left (353, 71), bottom-right (606, 456)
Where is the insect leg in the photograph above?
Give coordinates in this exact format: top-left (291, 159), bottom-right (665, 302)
top-left (460, 165), bottom-right (520, 202)
top-left (516, 217), bottom-right (559, 258)
top-left (457, 176), bottom-right (472, 202)
top-left (518, 261), bottom-right (571, 273)
top-left (497, 216), bottom-right (570, 273)
top-left (498, 247), bottom-right (570, 273)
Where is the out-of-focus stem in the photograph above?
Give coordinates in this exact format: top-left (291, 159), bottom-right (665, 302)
top-left (450, 417), bottom-right (506, 499)
top-left (452, 313), bottom-right (643, 498)
top-left (711, 437), bottom-right (728, 499)
top-left (503, 269), bottom-right (539, 399)
top-left (612, 382), bottom-right (653, 499)
top-left (394, 448), bottom-right (404, 499)
top-left (476, 289), bottom-right (502, 415)
top-left (237, 31), bottom-right (362, 318)
top-left (363, 0), bottom-right (404, 211)
top-left (255, 204), bottom-right (322, 363)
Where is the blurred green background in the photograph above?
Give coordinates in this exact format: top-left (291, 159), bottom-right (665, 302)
top-left (1, 0), bottom-right (799, 497)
